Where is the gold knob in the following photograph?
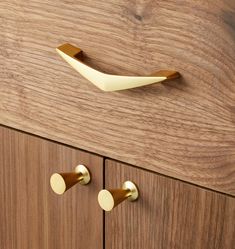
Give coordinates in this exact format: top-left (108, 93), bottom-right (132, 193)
top-left (50, 165), bottom-right (91, 195)
top-left (98, 181), bottom-right (139, 211)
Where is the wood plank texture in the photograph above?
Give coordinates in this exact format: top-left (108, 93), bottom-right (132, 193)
top-left (0, 125), bottom-right (103, 249)
top-left (0, 1), bottom-right (235, 195)
top-left (105, 159), bottom-right (235, 249)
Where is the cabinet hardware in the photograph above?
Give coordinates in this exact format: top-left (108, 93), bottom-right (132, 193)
top-left (50, 165), bottom-right (91, 195)
top-left (56, 43), bottom-right (180, 92)
top-left (98, 181), bottom-right (138, 211)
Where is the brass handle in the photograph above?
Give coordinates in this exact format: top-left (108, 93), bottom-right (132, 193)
top-left (50, 165), bottom-right (91, 195)
top-left (98, 181), bottom-right (139, 211)
top-left (56, 43), bottom-right (180, 92)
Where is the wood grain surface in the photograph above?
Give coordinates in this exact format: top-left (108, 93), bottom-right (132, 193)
top-left (0, 1), bottom-right (235, 195)
top-left (0, 126), bottom-right (103, 249)
top-left (105, 159), bottom-right (235, 249)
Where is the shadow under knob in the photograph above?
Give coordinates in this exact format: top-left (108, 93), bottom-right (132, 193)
top-left (50, 164), bottom-right (90, 195)
top-left (98, 181), bottom-right (139, 211)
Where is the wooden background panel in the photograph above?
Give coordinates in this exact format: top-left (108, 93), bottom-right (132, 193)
top-left (0, 125), bottom-right (103, 249)
top-left (105, 159), bottom-right (235, 249)
top-left (0, 0), bottom-right (235, 195)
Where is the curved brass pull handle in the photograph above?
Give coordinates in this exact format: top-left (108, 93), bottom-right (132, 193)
top-left (98, 181), bottom-right (139, 211)
top-left (50, 165), bottom-right (91, 195)
top-left (56, 43), bottom-right (180, 92)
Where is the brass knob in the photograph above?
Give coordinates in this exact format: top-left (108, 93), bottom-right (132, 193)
top-left (98, 181), bottom-right (139, 211)
top-left (50, 165), bottom-right (91, 195)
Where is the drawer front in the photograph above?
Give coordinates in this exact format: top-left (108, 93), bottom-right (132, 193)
top-left (0, 125), bottom-right (103, 249)
top-left (1, 1), bottom-right (235, 195)
top-left (104, 159), bottom-right (235, 249)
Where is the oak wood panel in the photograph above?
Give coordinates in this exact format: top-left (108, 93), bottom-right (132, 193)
top-left (0, 1), bottom-right (235, 195)
top-left (105, 159), bottom-right (235, 249)
top-left (0, 125), bottom-right (103, 249)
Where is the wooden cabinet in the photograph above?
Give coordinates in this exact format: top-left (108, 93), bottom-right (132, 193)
top-left (1, 1), bottom-right (235, 248)
top-left (0, 126), bottom-right (103, 249)
top-left (104, 159), bottom-right (235, 249)
top-left (1, 0), bottom-right (235, 195)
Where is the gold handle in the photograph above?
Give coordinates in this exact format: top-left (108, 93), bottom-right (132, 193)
top-left (98, 181), bottom-right (139, 211)
top-left (56, 43), bottom-right (180, 92)
top-left (50, 165), bottom-right (91, 195)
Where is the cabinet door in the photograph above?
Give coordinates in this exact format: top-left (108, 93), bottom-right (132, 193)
top-left (0, 125), bottom-right (103, 249)
top-left (105, 159), bottom-right (235, 249)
